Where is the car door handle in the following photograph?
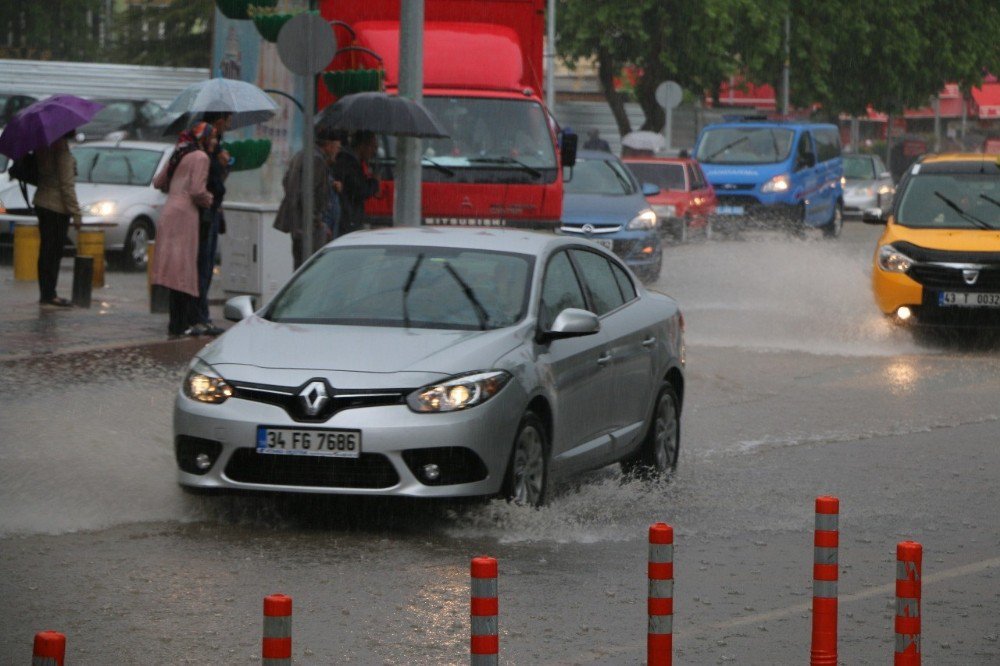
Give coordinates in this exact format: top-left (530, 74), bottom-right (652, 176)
top-left (641, 336), bottom-right (656, 348)
top-left (596, 352), bottom-right (612, 367)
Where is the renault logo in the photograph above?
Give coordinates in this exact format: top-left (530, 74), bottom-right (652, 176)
top-left (963, 269), bottom-right (980, 285)
top-left (299, 381), bottom-right (330, 416)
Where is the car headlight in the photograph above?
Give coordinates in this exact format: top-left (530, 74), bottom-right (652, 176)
top-left (877, 244), bottom-right (913, 274)
top-left (406, 370), bottom-right (511, 413)
top-left (877, 185), bottom-right (894, 195)
top-left (183, 359), bottom-right (233, 404)
top-left (83, 200), bottom-right (117, 217)
top-left (627, 209), bottom-right (659, 230)
top-left (651, 204), bottom-right (677, 219)
top-left (761, 173), bottom-right (790, 193)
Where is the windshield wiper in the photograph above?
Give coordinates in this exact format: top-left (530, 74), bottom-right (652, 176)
top-left (401, 253), bottom-right (424, 328)
top-left (704, 135), bottom-right (750, 161)
top-left (934, 191), bottom-right (995, 230)
top-left (443, 261), bottom-right (490, 330)
top-left (422, 157), bottom-right (455, 177)
top-left (979, 193), bottom-right (1000, 210)
top-left (469, 156), bottom-right (542, 179)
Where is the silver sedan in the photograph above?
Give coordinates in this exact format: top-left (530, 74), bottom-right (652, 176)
top-left (843, 153), bottom-right (895, 217)
top-left (174, 228), bottom-right (685, 506)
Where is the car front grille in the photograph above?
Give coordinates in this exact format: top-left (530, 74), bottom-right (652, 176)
top-left (715, 194), bottom-right (760, 207)
top-left (907, 265), bottom-right (1000, 291)
top-left (229, 380), bottom-right (408, 423)
top-left (224, 449), bottom-right (400, 488)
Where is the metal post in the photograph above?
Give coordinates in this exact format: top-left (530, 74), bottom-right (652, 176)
top-left (301, 69), bottom-right (316, 259)
top-left (781, 14), bottom-right (790, 116)
top-left (395, 0), bottom-right (425, 227)
top-left (545, 0), bottom-right (556, 112)
top-left (665, 106), bottom-right (673, 154)
top-left (932, 95), bottom-right (941, 153)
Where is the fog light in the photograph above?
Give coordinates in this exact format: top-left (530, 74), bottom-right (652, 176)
top-left (195, 453), bottom-right (213, 471)
top-left (422, 463), bottom-right (441, 481)
top-left (896, 306), bottom-right (913, 322)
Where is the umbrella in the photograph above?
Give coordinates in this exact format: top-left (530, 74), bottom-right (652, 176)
top-left (0, 95), bottom-right (104, 160)
top-left (315, 92), bottom-right (448, 138)
top-left (621, 130), bottom-right (667, 153)
top-left (165, 78), bottom-right (278, 133)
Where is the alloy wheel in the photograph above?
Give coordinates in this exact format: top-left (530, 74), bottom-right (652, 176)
top-left (652, 392), bottom-right (679, 471)
top-left (512, 424), bottom-right (545, 506)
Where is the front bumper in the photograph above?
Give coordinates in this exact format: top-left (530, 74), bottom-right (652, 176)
top-left (173, 384), bottom-right (525, 497)
top-left (873, 268), bottom-right (1000, 328)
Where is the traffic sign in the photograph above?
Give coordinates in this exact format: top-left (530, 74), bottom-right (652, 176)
top-left (655, 81), bottom-right (683, 110)
top-left (277, 13), bottom-right (336, 76)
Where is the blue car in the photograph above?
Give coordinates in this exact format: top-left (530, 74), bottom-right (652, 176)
top-left (560, 150), bottom-right (663, 282)
top-left (693, 120), bottom-right (844, 236)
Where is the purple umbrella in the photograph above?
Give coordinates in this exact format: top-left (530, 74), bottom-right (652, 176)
top-left (0, 95), bottom-right (104, 160)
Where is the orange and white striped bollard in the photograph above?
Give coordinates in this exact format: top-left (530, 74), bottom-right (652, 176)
top-left (810, 496), bottom-right (839, 666)
top-left (32, 630), bottom-right (65, 666)
top-left (471, 556), bottom-right (499, 666)
top-left (262, 593), bottom-right (292, 665)
top-left (895, 541), bottom-right (922, 665)
top-left (648, 522), bottom-right (674, 666)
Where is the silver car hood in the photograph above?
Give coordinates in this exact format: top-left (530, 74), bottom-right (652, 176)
top-left (202, 315), bottom-right (526, 377)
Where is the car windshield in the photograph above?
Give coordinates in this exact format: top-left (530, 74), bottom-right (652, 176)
top-left (71, 147), bottom-right (163, 186)
top-left (266, 245), bottom-right (534, 330)
top-left (626, 162), bottom-right (686, 191)
top-left (87, 101), bottom-right (135, 125)
top-left (695, 127), bottom-right (795, 164)
top-left (843, 155), bottom-right (875, 180)
top-left (378, 97), bottom-right (557, 183)
top-left (564, 157), bottom-right (636, 195)
top-left (896, 173), bottom-right (1000, 229)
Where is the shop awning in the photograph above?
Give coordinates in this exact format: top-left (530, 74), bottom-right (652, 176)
top-left (971, 83), bottom-right (1000, 119)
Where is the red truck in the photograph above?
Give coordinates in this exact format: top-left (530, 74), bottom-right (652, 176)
top-left (318, 0), bottom-right (575, 228)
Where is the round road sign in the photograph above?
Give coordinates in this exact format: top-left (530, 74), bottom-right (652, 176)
top-left (277, 13), bottom-right (336, 76)
top-left (655, 81), bottom-right (683, 110)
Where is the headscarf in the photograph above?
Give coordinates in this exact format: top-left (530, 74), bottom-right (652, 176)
top-left (164, 121), bottom-right (215, 185)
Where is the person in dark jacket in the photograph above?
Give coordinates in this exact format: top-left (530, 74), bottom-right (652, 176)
top-left (583, 128), bottom-right (611, 152)
top-left (196, 111), bottom-right (232, 335)
top-left (33, 131), bottom-right (83, 307)
top-left (333, 130), bottom-right (380, 235)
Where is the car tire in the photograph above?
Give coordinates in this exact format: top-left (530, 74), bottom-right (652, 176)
top-left (622, 381), bottom-right (680, 477)
top-left (822, 202), bottom-right (844, 238)
top-left (123, 217), bottom-right (154, 271)
top-left (502, 411), bottom-right (549, 507)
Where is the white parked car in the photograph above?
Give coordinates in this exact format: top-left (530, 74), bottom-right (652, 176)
top-left (0, 140), bottom-right (172, 270)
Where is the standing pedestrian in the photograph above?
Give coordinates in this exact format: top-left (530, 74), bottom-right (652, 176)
top-left (33, 131), bottom-right (82, 307)
top-left (152, 122), bottom-right (216, 337)
top-left (321, 130), bottom-right (345, 240)
top-left (583, 128), bottom-right (611, 152)
top-left (333, 130), bottom-right (380, 235)
top-left (196, 112), bottom-right (233, 336)
top-left (273, 128), bottom-right (341, 269)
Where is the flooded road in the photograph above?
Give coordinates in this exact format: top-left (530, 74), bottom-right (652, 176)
top-left (2, 222), bottom-right (999, 663)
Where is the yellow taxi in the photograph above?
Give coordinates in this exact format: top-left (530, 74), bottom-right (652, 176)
top-left (865, 153), bottom-right (1000, 327)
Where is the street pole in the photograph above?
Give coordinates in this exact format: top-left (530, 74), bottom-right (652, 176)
top-left (395, 0), bottom-right (424, 227)
top-left (781, 14), bottom-right (790, 116)
top-left (932, 94), bottom-right (941, 152)
top-left (300, 0), bottom-right (318, 259)
top-left (545, 0), bottom-right (555, 112)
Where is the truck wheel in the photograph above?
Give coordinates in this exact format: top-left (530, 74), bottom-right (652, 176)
top-left (123, 217), bottom-right (154, 271)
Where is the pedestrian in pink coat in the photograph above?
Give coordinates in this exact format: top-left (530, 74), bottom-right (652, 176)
top-left (152, 122), bottom-right (216, 337)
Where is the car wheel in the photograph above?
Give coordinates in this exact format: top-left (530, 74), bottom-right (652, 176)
top-left (623, 381), bottom-right (680, 477)
top-left (123, 217), bottom-right (154, 271)
top-left (503, 411), bottom-right (548, 507)
top-left (822, 202), bottom-right (844, 238)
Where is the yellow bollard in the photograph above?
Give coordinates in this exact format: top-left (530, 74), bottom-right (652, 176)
top-left (13, 223), bottom-right (40, 281)
top-left (76, 228), bottom-right (105, 287)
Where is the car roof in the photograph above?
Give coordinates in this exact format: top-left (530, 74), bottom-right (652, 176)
top-left (915, 153), bottom-right (1000, 174)
top-left (330, 226), bottom-right (584, 256)
top-left (702, 121), bottom-right (837, 131)
top-left (72, 140), bottom-right (172, 152)
top-left (622, 156), bottom-right (693, 165)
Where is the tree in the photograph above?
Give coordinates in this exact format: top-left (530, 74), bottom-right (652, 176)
top-left (111, 0), bottom-right (215, 68)
top-left (0, 0), bottom-right (107, 62)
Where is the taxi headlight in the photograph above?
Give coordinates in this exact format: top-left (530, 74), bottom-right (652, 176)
top-left (183, 359), bottom-right (233, 404)
top-left (761, 173), bottom-right (790, 193)
top-left (407, 371), bottom-right (511, 413)
top-left (83, 200), bottom-right (117, 217)
top-left (877, 244), bottom-right (913, 274)
top-left (627, 209), bottom-right (659, 230)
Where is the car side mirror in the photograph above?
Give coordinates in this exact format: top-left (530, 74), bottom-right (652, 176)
top-left (224, 295), bottom-right (255, 322)
top-left (861, 207), bottom-right (888, 225)
top-left (538, 307), bottom-right (600, 343)
top-left (641, 182), bottom-right (661, 197)
top-left (560, 130), bottom-right (578, 168)
top-left (879, 171), bottom-right (892, 180)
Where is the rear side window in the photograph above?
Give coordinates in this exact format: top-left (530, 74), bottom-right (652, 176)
top-left (814, 128), bottom-right (842, 162)
top-left (540, 251), bottom-right (588, 329)
top-left (796, 132), bottom-right (814, 170)
top-left (569, 249), bottom-right (626, 315)
top-left (609, 261), bottom-right (637, 301)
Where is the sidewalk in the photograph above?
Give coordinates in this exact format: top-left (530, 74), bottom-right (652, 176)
top-left (0, 260), bottom-right (229, 360)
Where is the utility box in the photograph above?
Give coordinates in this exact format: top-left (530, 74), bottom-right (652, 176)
top-left (220, 202), bottom-right (292, 309)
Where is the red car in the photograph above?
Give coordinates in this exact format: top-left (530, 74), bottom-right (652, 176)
top-left (623, 157), bottom-right (717, 242)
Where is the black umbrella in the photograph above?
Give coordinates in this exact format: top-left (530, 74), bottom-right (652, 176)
top-left (315, 92), bottom-right (448, 138)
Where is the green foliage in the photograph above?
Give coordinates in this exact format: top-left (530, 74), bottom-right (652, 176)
top-left (0, 0), bottom-right (106, 61)
top-left (223, 138), bottom-right (272, 171)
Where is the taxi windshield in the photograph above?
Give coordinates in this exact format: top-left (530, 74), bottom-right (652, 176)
top-left (896, 172), bottom-right (1000, 229)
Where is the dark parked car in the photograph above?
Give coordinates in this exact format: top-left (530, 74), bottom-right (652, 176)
top-left (75, 99), bottom-right (175, 143)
